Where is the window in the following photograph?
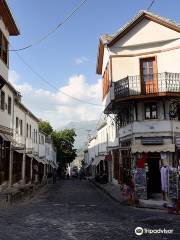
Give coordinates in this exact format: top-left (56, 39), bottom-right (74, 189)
top-left (29, 125), bottom-right (31, 138)
top-left (36, 130), bottom-right (38, 143)
top-left (16, 117), bottom-right (19, 133)
top-left (145, 103), bottom-right (158, 119)
top-left (0, 91), bottom-right (5, 110)
top-left (26, 123), bottom-right (29, 138)
top-left (2, 35), bottom-right (8, 64)
top-left (142, 59), bottom-right (154, 81)
top-left (33, 129), bottom-right (35, 143)
top-left (0, 31), bottom-right (8, 65)
top-left (8, 96), bottom-right (11, 114)
top-left (20, 120), bottom-right (23, 136)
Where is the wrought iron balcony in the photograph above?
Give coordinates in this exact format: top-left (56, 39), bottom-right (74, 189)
top-left (114, 72), bottom-right (180, 99)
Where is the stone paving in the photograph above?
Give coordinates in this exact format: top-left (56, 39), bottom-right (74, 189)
top-left (0, 179), bottom-right (179, 240)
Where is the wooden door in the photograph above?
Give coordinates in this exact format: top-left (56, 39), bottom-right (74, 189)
top-left (140, 57), bottom-right (158, 94)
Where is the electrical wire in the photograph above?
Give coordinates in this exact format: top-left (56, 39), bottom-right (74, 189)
top-left (147, 0), bottom-right (156, 11)
top-left (11, 47), bottom-right (102, 107)
top-left (9, 0), bottom-right (88, 52)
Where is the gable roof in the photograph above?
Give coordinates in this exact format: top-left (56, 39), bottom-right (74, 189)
top-left (96, 10), bottom-right (180, 74)
top-left (108, 10), bottom-right (180, 47)
top-left (0, 0), bottom-right (20, 36)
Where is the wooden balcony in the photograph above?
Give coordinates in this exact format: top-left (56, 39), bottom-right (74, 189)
top-left (114, 72), bottom-right (180, 101)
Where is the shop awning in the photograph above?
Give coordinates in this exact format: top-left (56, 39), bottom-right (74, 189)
top-left (50, 161), bottom-right (56, 168)
top-left (33, 155), bottom-right (42, 163)
top-left (0, 133), bottom-right (11, 142)
top-left (43, 159), bottom-right (49, 164)
top-left (131, 144), bottom-right (175, 153)
top-left (91, 156), bottom-right (105, 166)
top-left (14, 149), bottom-right (25, 154)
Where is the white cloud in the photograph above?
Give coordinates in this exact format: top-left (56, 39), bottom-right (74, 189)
top-left (74, 56), bottom-right (88, 65)
top-left (9, 71), bottom-right (102, 129)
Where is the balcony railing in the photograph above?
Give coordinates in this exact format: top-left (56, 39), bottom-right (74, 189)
top-left (114, 72), bottom-right (180, 99)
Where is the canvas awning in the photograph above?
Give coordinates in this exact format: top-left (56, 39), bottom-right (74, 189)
top-left (14, 149), bottom-right (25, 154)
top-left (33, 155), bottom-right (42, 163)
top-left (91, 156), bottom-right (105, 166)
top-left (131, 144), bottom-right (175, 153)
top-left (50, 161), bottom-right (56, 168)
top-left (43, 159), bottom-right (49, 164)
top-left (54, 162), bottom-right (58, 168)
top-left (0, 133), bottom-right (12, 142)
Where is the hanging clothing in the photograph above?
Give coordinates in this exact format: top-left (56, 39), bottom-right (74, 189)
top-left (160, 166), bottom-right (168, 192)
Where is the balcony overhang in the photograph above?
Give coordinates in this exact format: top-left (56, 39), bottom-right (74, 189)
top-left (114, 72), bottom-right (180, 102)
top-left (0, 75), bottom-right (6, 90)
top-left (104, 72), bottom-right (180, 115)
top-left (0, 0), bottom-right (20, 36)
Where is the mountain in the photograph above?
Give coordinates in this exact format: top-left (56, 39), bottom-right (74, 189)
top-left (61, 120), bottom-right (98, 150)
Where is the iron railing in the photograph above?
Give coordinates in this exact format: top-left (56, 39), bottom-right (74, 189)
top-left (114, 72), bottom-right (180, 98)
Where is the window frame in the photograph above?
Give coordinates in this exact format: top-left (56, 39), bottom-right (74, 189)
top-left (0, 90), bottom-right (5, 111)
top-left (16, 117), bottom-right (19, 133)
top-left (0, 30), bottom-right (9, 66)
top-left (26, 123), bottom-right (29, 138)
top-left (144, 102), bottom-right (158, 120)
top-left (20, 119), bottom-right (23, 136)
top-left (7, 96), bottom-right (11, 115)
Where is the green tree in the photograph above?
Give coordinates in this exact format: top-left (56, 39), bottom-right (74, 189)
top-left (39, 121), bottom-right (53, 135)
top-left (52, 129), bottom-right (77, 169)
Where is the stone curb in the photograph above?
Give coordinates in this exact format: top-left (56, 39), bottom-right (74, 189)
top-left (0, 179), bottom-right (53, 209)
top-left (88, 178), bottom-right (127, 204)
top-left (89, 178), bottom-right (167, 211)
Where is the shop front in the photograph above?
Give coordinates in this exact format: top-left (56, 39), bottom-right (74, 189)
top-left (25, 154), bottom-right (31, 183)
top-left (0, 133), bottom-right (10, 185)
top-left (131, 143), bottom-right (178, 201)
top-left (12, 150), bottom-right (23, 184)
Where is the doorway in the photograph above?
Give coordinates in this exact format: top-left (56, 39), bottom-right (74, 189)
top-left (147, 153), bottom-right (161, 198)
top-left (140, 57), bottom-right (158, 94)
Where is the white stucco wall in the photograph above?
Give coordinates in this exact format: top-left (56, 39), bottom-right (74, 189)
top-left (13, 103), bottom-right (39, 153)
top-left (0, 18), bottom-right (9, 81)
top-left (107, 19), bottom-right (180, 82)
top-left (0, 86), bottom-right (14, 130)
top-left (13, 104), bottom-right (26, 146)
top-left (102, 47), bottom-right (110, 75)
top-left (111, 19), bottom-right (180, 53)
top-left (119, 120), bottom-right (180, 139)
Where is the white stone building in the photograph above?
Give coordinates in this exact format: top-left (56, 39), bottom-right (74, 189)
top-left (0, 1), bottom-right (57, 190)
top-left (86, 11), bottom-right (180, 201)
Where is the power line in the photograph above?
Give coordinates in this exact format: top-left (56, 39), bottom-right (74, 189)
top-left (9, 0), bottom-right (88, 52)
top-left (147, 0), bottom-right (156, 11)
top-left (11, 47), bottom-right (102, 107)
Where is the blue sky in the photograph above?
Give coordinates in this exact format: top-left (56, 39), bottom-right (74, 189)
top-left (7, 0), bottom-right (180, 128)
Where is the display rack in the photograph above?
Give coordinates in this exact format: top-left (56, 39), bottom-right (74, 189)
top-left (133, 168), bottom-right (147, 200)
top-left (168, 168), bottom-right (179, 199)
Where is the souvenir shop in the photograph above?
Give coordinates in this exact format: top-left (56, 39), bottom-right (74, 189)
top-left (132, 151), bottom-right (180, 202)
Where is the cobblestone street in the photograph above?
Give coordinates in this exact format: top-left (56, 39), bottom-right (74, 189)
top-left (0, 180), bottom-right (179, 240)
